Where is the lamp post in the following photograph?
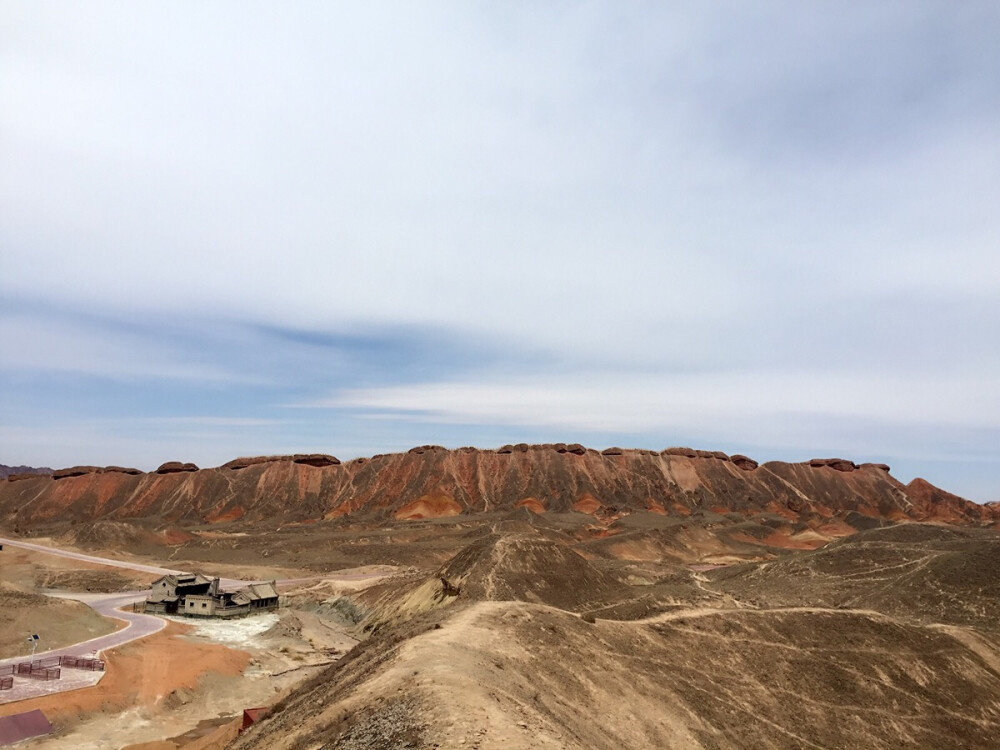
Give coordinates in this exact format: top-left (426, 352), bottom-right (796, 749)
top-left (27, 634), bottom-right (39, 664)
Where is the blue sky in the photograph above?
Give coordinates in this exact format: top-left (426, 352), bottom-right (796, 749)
top-left (1, 2), bottom-right (998, 500)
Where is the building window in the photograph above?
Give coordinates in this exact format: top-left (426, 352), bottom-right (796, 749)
top-left (201, 602), bottom-right (207, 608)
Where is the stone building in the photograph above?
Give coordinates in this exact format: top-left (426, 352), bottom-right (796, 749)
top-left (144, 573), bottom-right (278, 618)
top-left (144, 572), bottom-right (213, 614)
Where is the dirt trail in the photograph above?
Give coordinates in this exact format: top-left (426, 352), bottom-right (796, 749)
top-left (929, 624), bottom-right (1000, 676)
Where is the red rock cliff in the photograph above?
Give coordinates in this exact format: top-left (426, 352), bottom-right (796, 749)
top-left (0, 446), bottom-right (994, 528)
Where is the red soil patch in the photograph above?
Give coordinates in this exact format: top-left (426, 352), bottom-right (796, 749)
top-left (572, 493), bottom-right (602, 515)
top-left (765, 501), bottom-right (800, 520)
top-left (161, 527), bottom-right (197, 545)
top-left (815, 519), bottom-right (857, 538)
top-left (0, 620), bottom-right (249, 722)
top-left (586, 527), bottom-right (619, 539)
top-left (761, 531), bottom-right (825, 550)
top-left (514, 497), bottom-right (546, 514)
top-left (395, 490), bottom-right (463, 520)
top-left (644, 498), bottom-right (667, 515)
top-left (205, 506), bottom-right (244, 523)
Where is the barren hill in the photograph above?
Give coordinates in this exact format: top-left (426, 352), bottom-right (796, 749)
top-left (708, 523), bottom-right (1000, 630)
top-left (231, 523), bottom-right (1000, 750)
top-left (2, 446), bottom-right (996, 531)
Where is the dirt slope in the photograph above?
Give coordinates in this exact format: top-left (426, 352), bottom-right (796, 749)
top-left (357, 529), bottom-right (630, 630)
top-left (232, 601), bottom-right (1000, 750)
top-left (707, 523), bottom-right (1000, 630)
top-left (226, 521), bottom-right (1000, 749)
top-left (2, 446), bottom-right (995, 529)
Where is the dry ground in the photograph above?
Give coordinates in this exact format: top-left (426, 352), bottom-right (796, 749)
top-left (4, 601), bottom-right (365, 749)
top-left (3, 518), bottom-right (1000, 748)
top-left (227, 521), bottom-right (1000, 750)
top-left (232, 600), bottom-right (1000, 750)
top-left (0, 541), bottom-right (373, 749)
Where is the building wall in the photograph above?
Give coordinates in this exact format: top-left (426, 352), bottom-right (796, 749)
top-left (185, 596), bottom-right (216, 616)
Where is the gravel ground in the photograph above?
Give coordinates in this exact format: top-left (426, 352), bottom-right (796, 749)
top-left (164, 613), bottom-right (279, 647)
top-left (326, 700), bottom-right (426, 749)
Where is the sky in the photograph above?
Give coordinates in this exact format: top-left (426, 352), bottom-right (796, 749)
top-left (1, 2), bottom-right (998, 501)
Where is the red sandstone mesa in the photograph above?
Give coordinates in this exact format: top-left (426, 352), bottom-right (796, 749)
top-left (1, 445), bottom-right (995, 528)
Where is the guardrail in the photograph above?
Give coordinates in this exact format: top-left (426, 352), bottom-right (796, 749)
top-left (15, 664), bottom-right (60, 680)
top-left (5, 654), bottom-right (105, 684)
top-left (59, 656), bottom-right (105, 671)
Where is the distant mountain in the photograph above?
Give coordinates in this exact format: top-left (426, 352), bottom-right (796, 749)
top-left (0, 464), bottom-right (52, 480)
top-left (1, 445), bottom-right (996, 530)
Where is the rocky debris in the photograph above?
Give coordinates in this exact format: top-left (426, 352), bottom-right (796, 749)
top-left (103, 465), bottom-right (142, 475)
top-left (328, 700), bottom-right (425, 750)
top-left (438, 577), bottom-right (461, 598)
top-left (262, 612), bottom-right (304, 640)
top-left (155, 461), bottom-right (199, 474)
top-left (566, 443), bottom-right (587, 455)
top-left (407, 445), bottom-right (445, 455)
top-left (808, 458), bottom-right (858, 472)
top-left (730, 455), bottom-right (759, 471)
top-left (292, 453), bottom-right (340, 467)
top-left (52, 465), bottom-right (102, 480)
top-left (860, 462), bottom-right (891, 472)
top-left (601, 447), bottom-right (624, 456)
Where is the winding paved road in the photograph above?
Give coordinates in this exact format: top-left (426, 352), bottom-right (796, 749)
top-left (0, 534), bottom-right (390, 704)
top-left (0, 535), bottom-right (383, 668)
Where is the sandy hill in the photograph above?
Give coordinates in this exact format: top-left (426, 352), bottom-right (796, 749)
top-left (223, 521), bottom-right (1000, 749)
top-left (355, 528), bottom-right (629, 633)
top-left (233, 600), bottom-right (1000, 749)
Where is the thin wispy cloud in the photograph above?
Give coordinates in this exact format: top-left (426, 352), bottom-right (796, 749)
top-left (1, 2), bottom-right (997, 500)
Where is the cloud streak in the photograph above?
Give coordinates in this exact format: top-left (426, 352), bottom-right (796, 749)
top-left (1, 2), bottom-right (998, 500)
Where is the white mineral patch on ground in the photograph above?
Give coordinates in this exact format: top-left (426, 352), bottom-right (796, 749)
top-left (164, 613), bottom-right (279, 647)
